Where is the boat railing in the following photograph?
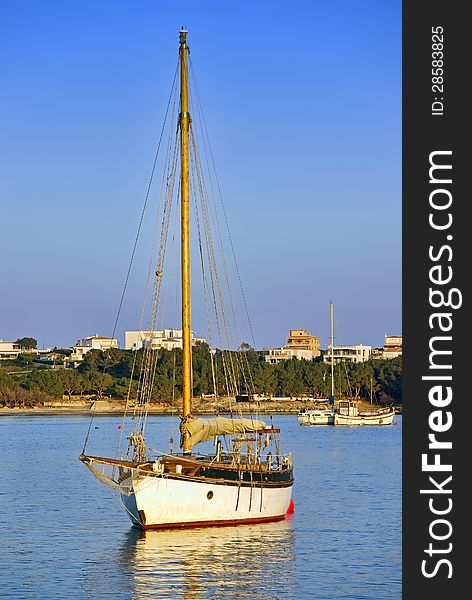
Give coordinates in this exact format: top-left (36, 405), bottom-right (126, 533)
top-left (219, 450), bottom-right (293, 471)
top-left (145, 449), bottom-right (292, 471)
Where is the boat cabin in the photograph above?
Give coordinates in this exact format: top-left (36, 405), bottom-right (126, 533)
top-left (337, 399), bottom-right (359, 417)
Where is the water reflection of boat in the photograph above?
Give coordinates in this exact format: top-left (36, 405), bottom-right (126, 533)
top-left (118, 519), bottom-right (295, 599)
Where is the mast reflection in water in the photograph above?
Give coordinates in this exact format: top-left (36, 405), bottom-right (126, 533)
top-left (117, 519), bottom-right (295, 599)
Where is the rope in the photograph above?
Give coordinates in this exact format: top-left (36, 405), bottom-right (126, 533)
top-left (190, 58), bottom-right (257, 349)
top-left (83, 62), bottom-right (179, 456)
top-left (188, 65), bottom-right (256, 400)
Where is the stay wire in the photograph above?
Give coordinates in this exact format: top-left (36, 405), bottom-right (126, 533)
top-left (82, 62), bottom-right (179, 456)
top-left (189, 58), bottom-right (257, 349)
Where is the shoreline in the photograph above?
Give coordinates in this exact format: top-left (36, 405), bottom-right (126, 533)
top-left (0, 398), bottom-right (396, 417)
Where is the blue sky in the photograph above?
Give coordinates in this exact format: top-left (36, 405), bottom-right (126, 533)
top-left (0, 0), bottom-right (401, 350)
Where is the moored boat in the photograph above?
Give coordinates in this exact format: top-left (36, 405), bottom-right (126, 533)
top-left (333, 399), bottom-right (395, 426)
top-left (298, 406), bottom-right (335, 426)
top-left (298, 302), bottom-right (336, 426)
top-left (80, 29), bottom-right (294, 529)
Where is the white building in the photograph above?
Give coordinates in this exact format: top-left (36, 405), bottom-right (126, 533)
top-left (323, 344), bottom-right (372, 364)
top-left (70, 334), bottom-right (119, 362)
top-left (0, 340), bottom-right (22, 359)
top-left (124, 329), bottom-right (206, 351)
top-left (0, 340), bottom-right (41, 359)
top-left (383, 334), bottom-right (402, 359)
top-left (39, 352), bottom-right (66, 364)
top-left (264, 347), bottom-right (314, 364)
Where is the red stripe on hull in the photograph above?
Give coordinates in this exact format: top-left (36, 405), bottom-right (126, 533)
top-left (141, 514), bottom-right (287, 531)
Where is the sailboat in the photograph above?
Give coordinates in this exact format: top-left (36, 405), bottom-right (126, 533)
top-left (332, 307), bottom-right (395, 426)
top-left (298, 302), bottom-right (336, 425)
top-left (79, 30), bottom-right (293, 529)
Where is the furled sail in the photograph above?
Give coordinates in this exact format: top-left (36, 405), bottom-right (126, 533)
top-left (180, 416), bottom-right (267, 450)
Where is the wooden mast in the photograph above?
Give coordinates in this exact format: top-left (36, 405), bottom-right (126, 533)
top-left (179, 28), bottom-right (192, 451)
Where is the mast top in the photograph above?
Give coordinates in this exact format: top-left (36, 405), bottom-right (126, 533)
top-left (179, 28), bottom-right (188, 45)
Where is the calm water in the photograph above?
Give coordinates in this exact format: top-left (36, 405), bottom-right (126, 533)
top-left (0, 414), bottom-right (401, 599)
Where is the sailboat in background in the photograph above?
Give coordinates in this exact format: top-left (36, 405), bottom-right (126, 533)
top-left (79, 30), bottom-right (293, 529)
top-left (333, 307), bottom-right (395, 426)
top-left (298, 302), bottom-right (336, 426)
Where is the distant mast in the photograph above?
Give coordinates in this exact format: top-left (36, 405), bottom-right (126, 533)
top-left (330, 302), bottom-right (334, 400)
top-left (179, 28), bottom-right (192, 452)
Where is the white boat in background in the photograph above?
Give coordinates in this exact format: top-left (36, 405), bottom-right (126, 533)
top-left (298, 302), bottom-right (336, 426)
top-left (298, 406), bottom-right (335, 426)
top-left (334, 399), bottom-right (395, 426)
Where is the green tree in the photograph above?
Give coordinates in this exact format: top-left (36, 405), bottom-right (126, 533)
top-left (374, 357), bottom-right (402, 403)
top-left (303, 362), bottom-right (330, 397)
top-left (252, 363), bottom-right (277, 394)
top-left (16, 353), bottom-right (36, 366)
top-left (77, 350), bottom-right (106, 373)
top-left (112, 377), bottom-right (138, 399)
top-left (348, 362), bottom-right (374, 399)
top-left (23, 370), bottom-right (64, 398)
top-left (58, 369), bottom-right (79, 400)
top-left (73, 373), bottom-right (87, 398)
top-left (15, 337), bottom-right (37, 350)
top-left (0, 367), bottom-right (16, 389)
top-left (83, 371), bottom-right (113, 397)
top-left (238, 342), bottom-right (253, 352)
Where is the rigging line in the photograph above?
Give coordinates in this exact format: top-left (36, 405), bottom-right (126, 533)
top-left (189, 93), bottom-right (238, 355)
top-left (192, 156), bottom-right (219, 402)
top-left (117, 80), bottom-right (180, 458)
top-left (84, 61), bottom-right (179, 457)
top-left (170, 350), bottom-right (177, 447)
top-left (128, 76), bottom-right (180, 436)
top-left (143, 176), bottom-right (180, 431)
top-left (193, 151), bottom-right (237, 400)
top-left (111, 61), bottom-right (179, 344)
top-left (192, 136), bottom-right (239, 399)
top-left (190, 130), bottom-right (231, 354)
top-left (84, 462), bottom-right (144, 525)
top-left (135, 143), bottom-right (177, 410)
top-left (135, 130), bottom-right (180, 430)
top-left (157, 170), bottom-right (181, 334)
top-left (188, 77), bottom-right (244, 406)
top-left (189, 58), bottom-right (257, 349)
top-left (189, 134), bottom-right (231, 397)
top-left (190, 87), bottom-right (243, 352)
top-left (188, 81), bottom-right (255, 398)
top-left (140, 167), bottom-right (181, 437)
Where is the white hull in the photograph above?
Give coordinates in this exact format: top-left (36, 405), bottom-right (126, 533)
top-left (122, 473), bottom-right (293, 529)
top-left (298, 410), bottom-right (335, 426)
top-left (334, 409), bottom-right (395, 426)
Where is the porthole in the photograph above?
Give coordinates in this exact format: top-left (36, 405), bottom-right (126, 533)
top-left (207, 490), bottom-right (214, 500)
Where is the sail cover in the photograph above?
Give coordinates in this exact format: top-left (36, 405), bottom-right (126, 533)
top-left (181, 416), bottom-right (267, 450)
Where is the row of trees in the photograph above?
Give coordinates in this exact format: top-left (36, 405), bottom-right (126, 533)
top-left (1, 345), bottom-right (402, 407)
top-left (0, 366), bottom-right (116, 407)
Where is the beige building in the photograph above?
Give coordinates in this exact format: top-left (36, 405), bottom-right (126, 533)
top-left (285, 329), bottom-right (321, 357)
top-left (70, 334), bottom-right (119, 362)
top-left (264, 328), bottom-right (321, 364)
top-left (323, 344), bottom-right (372, 364)
top-left (125, 329), bottom-right (206, 351)
top-left (383, 334), bottom-right (402, 359)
